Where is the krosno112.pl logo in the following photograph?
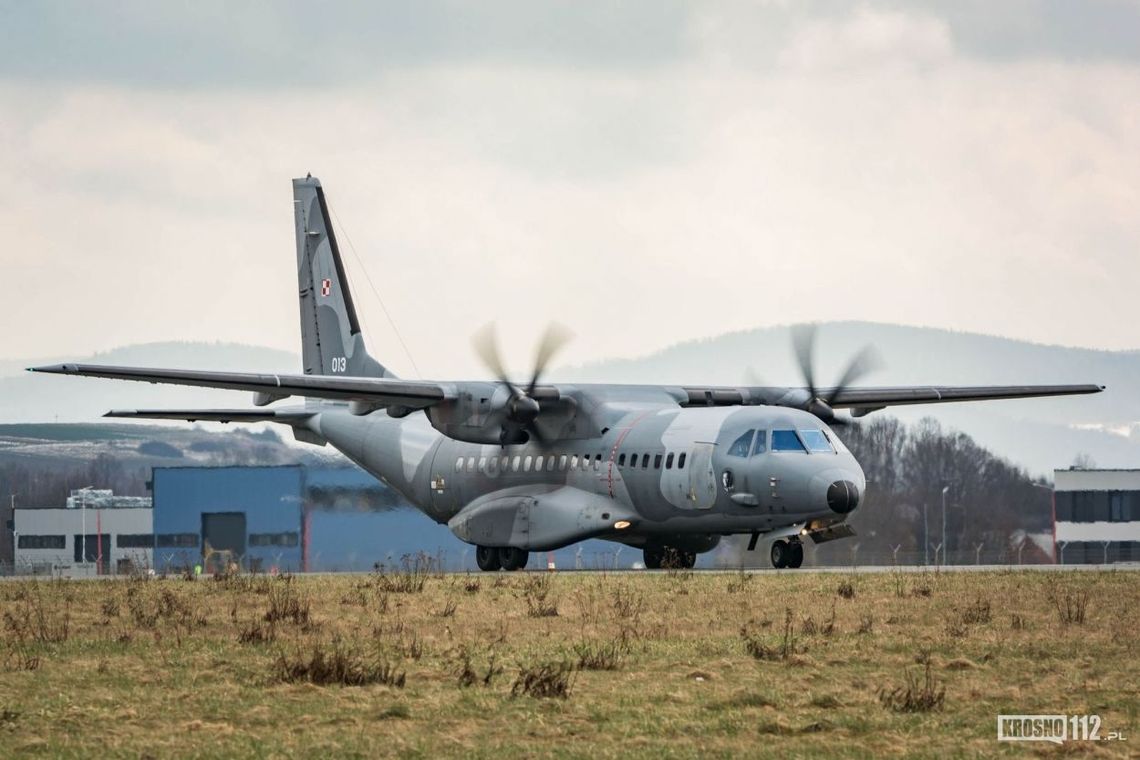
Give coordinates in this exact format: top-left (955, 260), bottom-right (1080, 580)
top-left (997, 715), bottom-right (1126, 744)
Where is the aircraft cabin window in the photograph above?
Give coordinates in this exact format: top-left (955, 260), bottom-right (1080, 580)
top-left (618, 453), bottom-right (626, 467)
top-left (594, 454), bottom-right (602, 470)
top-left (665, 453), bottom-right (674, 469)
top-left (524, 455), bottom-right (533, 471)
top-left (547, 456), bottom-right (556, 472)
top-left (751, 430), bottom-right (767, 456)
top-left (559, 455), bottom-right (568, 470)
top-left (799, 430), bottom-right (834, 453)
top-left (489, 456), bottom-right (498, 474)
top-left (678, 452), bottom-right (687, 469)
top-left (455, 457), bottom-right (464, 472)
top-left (570, 455), bottom-right (579, 469)
top-left (654, 454), bottom-right (662, 469)
top-left (512, 455), bottom-right (522, 471)
top-left (466, 457), bottom-right (475, 473)
top-left (535, 455), bottom-right (544, 471)
top-left (478, 457), bottom-right (487, 472)
top-left (772, 430), bottom-right (807, 452)
top-left (642, 454), bottom-right (650, 469)
top-left (728, 430), bottom-right (754, 457)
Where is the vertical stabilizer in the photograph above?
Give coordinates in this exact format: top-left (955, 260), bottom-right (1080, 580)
top-left (293, 176), bottom-right (392, 378)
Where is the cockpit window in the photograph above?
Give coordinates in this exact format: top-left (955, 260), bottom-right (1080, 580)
top-left (771, 430), bottom-right (807, 452)
top-left (727, 430), bottom-right (754, 457)
top-left (799, 429), bottom-right (834, 453)
top-left (751, 430), bottom-right (767, 456)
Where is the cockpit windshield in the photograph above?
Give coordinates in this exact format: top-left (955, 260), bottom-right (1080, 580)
top-left (799, 429), bottom-right (835, 453)
top-left (771, 430), bottom-right (806, 452)
top-left (727, 430), bottom-right (754, 457)
top-left (751, 430), bottom-right (767, 456)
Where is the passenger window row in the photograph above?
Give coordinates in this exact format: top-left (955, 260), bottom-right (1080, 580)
top-left (452, 449), bottom-right (691, 474)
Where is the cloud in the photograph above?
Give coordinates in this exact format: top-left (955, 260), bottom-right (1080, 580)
top-left (1, 4), bottom-right (1138, 379)
top-left (776, 6), bottom-right (953, 72)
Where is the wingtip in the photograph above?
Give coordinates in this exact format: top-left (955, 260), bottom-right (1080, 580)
top-left (27, 364), bottom-right (72, 374)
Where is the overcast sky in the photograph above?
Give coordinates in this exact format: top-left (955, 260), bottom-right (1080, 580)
top-left (2, 1), bottom-right (1138, 379)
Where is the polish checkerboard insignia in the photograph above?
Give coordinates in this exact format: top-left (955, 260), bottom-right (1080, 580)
top-left (320, 279), bottom-right (332, 297)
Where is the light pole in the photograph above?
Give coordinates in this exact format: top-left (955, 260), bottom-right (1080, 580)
top-left (923, 502), bottom-right (928, 565)
top-left (941, 485), bottom-right (950, 565)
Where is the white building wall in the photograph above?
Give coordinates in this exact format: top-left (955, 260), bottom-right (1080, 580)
top-left (1055, 469), bottom-right (1140, 491)
top-left (1055, 521), bottom-right (1140, 543)
top-left (14, 508), bottom-right (153, 576)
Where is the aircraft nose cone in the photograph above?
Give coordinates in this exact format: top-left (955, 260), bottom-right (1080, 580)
top-left (826, 480), bottom-right (860, 514)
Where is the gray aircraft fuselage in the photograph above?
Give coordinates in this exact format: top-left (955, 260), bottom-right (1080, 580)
top-left (308, 399), bottom-right (863, 554)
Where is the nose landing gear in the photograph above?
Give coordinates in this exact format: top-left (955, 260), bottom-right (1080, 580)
top-left (770, 539), bottom-right (804, 569)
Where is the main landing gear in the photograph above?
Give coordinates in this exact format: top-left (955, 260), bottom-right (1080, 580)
top-left (475, 545), bottom-right (529, 572)
top-left (643, 546), bottom-right (696, 570)
top-left (770, 539), bottom-right (804, 569)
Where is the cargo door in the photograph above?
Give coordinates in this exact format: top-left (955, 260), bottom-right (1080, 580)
top-left (687, 443), bottom-right (717, 509)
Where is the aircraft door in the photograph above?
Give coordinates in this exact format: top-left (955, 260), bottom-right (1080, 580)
top-left (687, 443), bottom-right (717, 509)
top-left (428, 441), bottom-right (462, 519)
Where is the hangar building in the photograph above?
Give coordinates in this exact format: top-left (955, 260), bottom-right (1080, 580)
top-left (1053, 468), bottom-right (1140, 564)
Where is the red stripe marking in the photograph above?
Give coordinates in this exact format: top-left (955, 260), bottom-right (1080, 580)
top-left (606, 410), bottom-right (655, 499)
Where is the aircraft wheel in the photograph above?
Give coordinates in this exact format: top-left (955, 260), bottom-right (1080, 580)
top-left (788, 541), bottom-right (804, 569)
top-left (498, 547), bottom-right (529, 572)
top-left (476, 545), bottom-right (502, 572)
top-left (643, 546), bottom-right (664, 570)
top-left (770, 540), bottom-right (790, 569)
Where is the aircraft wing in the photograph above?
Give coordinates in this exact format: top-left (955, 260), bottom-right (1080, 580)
top-left (823, 383), bottom-right (1105, 411)
top-left (28, 364), bottom-right (448, 409)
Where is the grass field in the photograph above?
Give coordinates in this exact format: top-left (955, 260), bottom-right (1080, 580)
top-left (0, 567), bottom-right (1136, 758)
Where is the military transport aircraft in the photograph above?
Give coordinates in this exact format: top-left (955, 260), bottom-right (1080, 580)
top-left (30, 176), bottom-right (1104, 570)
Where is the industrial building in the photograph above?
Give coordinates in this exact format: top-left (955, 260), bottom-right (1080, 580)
top-left (1054, 468), bottom-right (1140, 564)
top-left (151, 465), bottom-right (465, 573)
top-left (13, 489), bottom-right (153, 575)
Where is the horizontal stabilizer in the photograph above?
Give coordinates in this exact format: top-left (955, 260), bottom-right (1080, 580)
top-left (104, 409), bottom-right (315, 424)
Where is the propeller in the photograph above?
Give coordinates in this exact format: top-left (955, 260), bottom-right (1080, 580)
top-left (791, 324), bottom-right (883, 425)
top-left (472, 323), bottom-right (573, 446)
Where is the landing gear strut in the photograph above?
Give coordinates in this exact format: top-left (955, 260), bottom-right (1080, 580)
top-left (643, 546), bottom-right (696, 570)
top-left (770, 539), bottom-right (805, 569)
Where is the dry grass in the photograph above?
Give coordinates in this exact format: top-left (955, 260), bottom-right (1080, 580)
top-left (0, 570), bottom-right (1136, 757)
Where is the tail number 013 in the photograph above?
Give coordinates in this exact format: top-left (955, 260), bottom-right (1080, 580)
top-left (331, 357), bottom-right (347, 373)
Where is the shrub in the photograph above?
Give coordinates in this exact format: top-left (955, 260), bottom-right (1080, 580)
top-left (371, 553), bottom-right (434, 594)
top-left (878, 662), bottom-right (945, 713)
top-left (960, 596), bottom-right (992, 625)
top-left (837, 580), bottom-right (856, 599)
top-left (264, 583), bottom-right (310, 626)
top-left (455, 645), bottom-right (502, 688)
top-left (520, 575), bottom-right (559, 618)
top-left (1052, 590), bottom-right (1089, 625)
top-left (574, 639), bottom-right (625, 671)
top-left (275, 638), bottom-right (405, 687)
top-left (511, 661), bottom-right (575, 699)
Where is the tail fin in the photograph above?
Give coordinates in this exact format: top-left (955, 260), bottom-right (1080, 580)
top-left (293, 176), bottom-right (392, 378)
